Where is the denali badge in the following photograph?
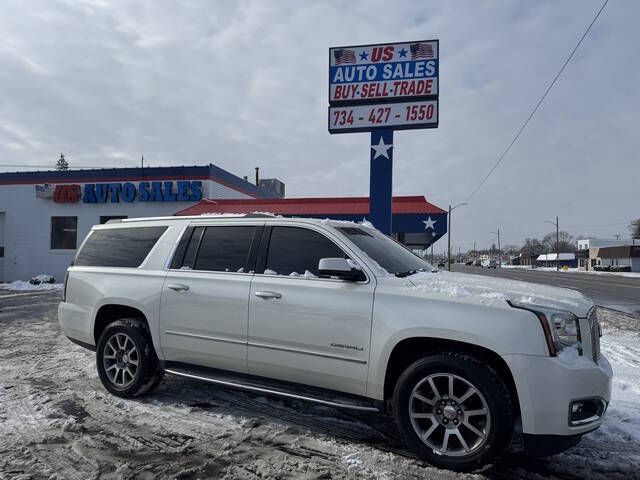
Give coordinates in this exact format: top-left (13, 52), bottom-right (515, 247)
top-left (331, 343), bottom-right (364, 352)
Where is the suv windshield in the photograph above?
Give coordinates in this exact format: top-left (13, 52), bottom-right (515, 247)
top-left (338, 226), bottom-right (432, 276)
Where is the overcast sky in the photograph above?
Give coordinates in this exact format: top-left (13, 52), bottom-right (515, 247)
top-left (0, 0), bottom-right (638, 250)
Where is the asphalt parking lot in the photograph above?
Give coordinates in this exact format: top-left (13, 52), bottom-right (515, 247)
top-left (451, 265), bottom-right (640, 317)
top-left (1, 289), bottom-right (639, 479)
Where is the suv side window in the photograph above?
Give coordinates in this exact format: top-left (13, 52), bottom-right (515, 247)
top-left (264, 226), bottom-right (347, 276)
top-left (193, 226), bottom-right (257, 273)
top-left (75, 226), bottom-right (167, 268)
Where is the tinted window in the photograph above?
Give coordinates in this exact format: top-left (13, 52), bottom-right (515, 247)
top-left (171, 226), bottom-right (200, 269)
top-left (338, 226), bottom-right (430, 274)
top-left (75, 226), bottom-right (167, 267)
top-left (51, 216), bottom-right (77, 250)
top-left (265, 227), bottom-right (346, 276)
top-left (194, 226), bottom-right (256, 272)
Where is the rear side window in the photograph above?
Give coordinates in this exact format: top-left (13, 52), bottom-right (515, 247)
top-left (75, 226), bottom-right (167, 268)
top-left (264, 227), bottom-right (346, 276)
top-left (192, 226), bottom-right (257, 272)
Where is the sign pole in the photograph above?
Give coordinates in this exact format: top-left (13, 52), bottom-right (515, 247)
top-left (369, 129), bottom-right (393, 235)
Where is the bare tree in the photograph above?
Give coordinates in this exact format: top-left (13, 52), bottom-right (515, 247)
top-left (521, 238), bottom-right (544, 256)
top-left (543, 231), bottom-right (576, 253)
top-left (56, 153), bottom-right (69, 171)
top-left (630, 219), bottom-right (640, 239)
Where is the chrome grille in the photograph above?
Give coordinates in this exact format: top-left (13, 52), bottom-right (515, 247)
top-left (588, 308), bottom-right (601, 362)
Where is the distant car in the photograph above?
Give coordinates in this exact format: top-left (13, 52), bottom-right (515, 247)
top-left (481, 259), bottom-right (497, 269)
top-left (437, 262), bottom-right (446, 268)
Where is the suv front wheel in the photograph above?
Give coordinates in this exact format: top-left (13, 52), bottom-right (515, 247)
top-left (96, 318), bottom-right (164, 398)
top-left (392, 353), bottom-right (514, 471)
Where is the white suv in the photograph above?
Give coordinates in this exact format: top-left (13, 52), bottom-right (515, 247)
top-left (59, 215), bottom-right (612, 471)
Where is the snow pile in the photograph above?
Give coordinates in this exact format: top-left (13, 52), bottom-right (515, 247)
top-left (594, 328), bottom-right (640, 444)
top-left (0, 280), bottom-right (63, 291)
top-left (405, 270), bottom-right (593, 313)
top-left (406, 271), bottom-right (510, 302)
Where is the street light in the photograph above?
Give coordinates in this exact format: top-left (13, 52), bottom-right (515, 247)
top-left (448, 202), bottom-right (468, 271)
top-left (545, 216), bottom-right (560, 271)
top-left (490, 229), bottom-right (501, 267)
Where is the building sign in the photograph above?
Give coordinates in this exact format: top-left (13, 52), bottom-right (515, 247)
top-left (34, 183), bottom-right (53, 198)
top-left (329, 40), bottom-right (439, 104)
top-left (327, 39), bottom-right (440, 234)
top-left (329, 99), bottom-right (438, 133)
top-left (36, 180), bottom-right (203, 204)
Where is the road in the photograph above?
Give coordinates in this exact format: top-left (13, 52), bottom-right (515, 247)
top-left (451, 265), bottom-right (640, 317)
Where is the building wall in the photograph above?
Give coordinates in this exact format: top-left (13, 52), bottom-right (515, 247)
top-left (0, 179), bottom-right (251, 282)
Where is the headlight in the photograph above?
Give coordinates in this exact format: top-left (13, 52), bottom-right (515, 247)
top-left (509, 301), bottom-right (582, 356)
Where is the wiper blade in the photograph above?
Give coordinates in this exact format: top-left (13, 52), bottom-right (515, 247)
top-left (395, 269), bottom-right (418, 278)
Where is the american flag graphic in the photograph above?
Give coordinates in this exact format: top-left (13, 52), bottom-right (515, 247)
top-left (410, 43), bottom-right (434, 60)
top-left (334, 49), bottom-right (356, 65)
top-left (35, 183), bottom-right (53, 198)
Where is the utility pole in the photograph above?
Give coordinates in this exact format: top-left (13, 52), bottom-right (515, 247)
top-left (556, 216), bottom-right (560, 272)
top-left (141, 155), bottom-right (144, 169)
top-left (545, 217), bottom-right (560, 271)
top-left (447, 205), bottom-right (452, 271)
top-left (490, 229), bottom-right (501, 267)
top-left (447, 202), bottom-right (468, 271)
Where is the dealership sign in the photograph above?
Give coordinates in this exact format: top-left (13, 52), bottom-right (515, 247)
top-left (328, 39), bottom-right (440, 235)
top-left (329, 100), bottom-right (437, 133)
top-left (328, 40), bottom-right (438, 133)
top-left (35, 180), bottom-right (203, 204)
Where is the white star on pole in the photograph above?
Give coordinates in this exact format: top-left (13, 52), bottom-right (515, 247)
top-left (423, 217), bottom-right (436, 230)
top-left (371, 137), bottom-right (392, 159)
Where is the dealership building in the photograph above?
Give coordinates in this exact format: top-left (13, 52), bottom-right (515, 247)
top-left (0, 164), bottom-right (447, 283)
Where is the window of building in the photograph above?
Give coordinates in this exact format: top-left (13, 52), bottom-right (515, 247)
top-left (74, 226), bottom-right (167, 267)
top-left (193, 226), bottom-right (256, 272)
top-left (264, 227), bottom-right (346, 276)
top-left (51, 216), bottom-right (78, 250)
top-left (100, 215), bottom-right (128, 224)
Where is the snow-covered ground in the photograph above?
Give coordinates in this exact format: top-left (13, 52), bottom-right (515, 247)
top-left (0, 274), bottom-right (63, 291)
top-left (1, 290), bottom-right (638, 479)
top-left (0, 280), bottom-right (63, 291)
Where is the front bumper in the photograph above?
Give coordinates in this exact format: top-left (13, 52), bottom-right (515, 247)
top-left (503, 352), bottom-right (612, 437)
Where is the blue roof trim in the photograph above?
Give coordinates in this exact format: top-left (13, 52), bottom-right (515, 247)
top-left (0, 164), bottom-right (279, 198)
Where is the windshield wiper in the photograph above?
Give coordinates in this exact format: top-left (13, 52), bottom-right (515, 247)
top-left (395, 269), bottom-right (424, 278)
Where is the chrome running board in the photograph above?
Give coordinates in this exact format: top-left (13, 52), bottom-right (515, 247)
top-left (164, 366), bottom-right (379, 413)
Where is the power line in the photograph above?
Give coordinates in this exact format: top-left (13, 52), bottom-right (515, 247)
top-left (463, 0), bottom-right (609, 204)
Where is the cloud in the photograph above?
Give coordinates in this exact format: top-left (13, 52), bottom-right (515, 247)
top-left (0, 0), bottom-right (637, 247)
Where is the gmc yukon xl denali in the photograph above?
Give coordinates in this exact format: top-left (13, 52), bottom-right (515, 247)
top-left (59, 215), bottom-right (612, 471)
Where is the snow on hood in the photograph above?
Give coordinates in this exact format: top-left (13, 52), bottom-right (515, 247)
top-left (405, 271), bottom-right (594, 317)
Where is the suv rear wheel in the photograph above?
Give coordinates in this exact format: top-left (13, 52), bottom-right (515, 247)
top-left (96, 318), bottom-right (164, 398)
top-left (392, 353), bottom-right (514, 471)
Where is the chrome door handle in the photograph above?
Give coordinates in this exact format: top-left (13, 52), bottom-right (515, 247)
top-left (167, 283), bottom-right (190, 292)
top-left (254, 291), bottom-right (281, 299)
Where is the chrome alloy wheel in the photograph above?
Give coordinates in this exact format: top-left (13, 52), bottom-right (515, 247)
top-left (102, 332), bottom-right (139, 388)
top-left (408, 373), bottom-right (491, 457)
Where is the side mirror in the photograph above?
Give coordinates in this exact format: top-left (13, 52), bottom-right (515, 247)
top-left (317, 258), bottom-right (365, 281)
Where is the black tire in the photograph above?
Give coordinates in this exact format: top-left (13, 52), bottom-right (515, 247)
top-left (96, 318), bottom-right (163, 398)
top-left (392, 353), bottom-right (514, 472)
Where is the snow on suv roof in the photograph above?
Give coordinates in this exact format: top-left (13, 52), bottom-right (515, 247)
top-left (104, 214), bottom-right (369, 229)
